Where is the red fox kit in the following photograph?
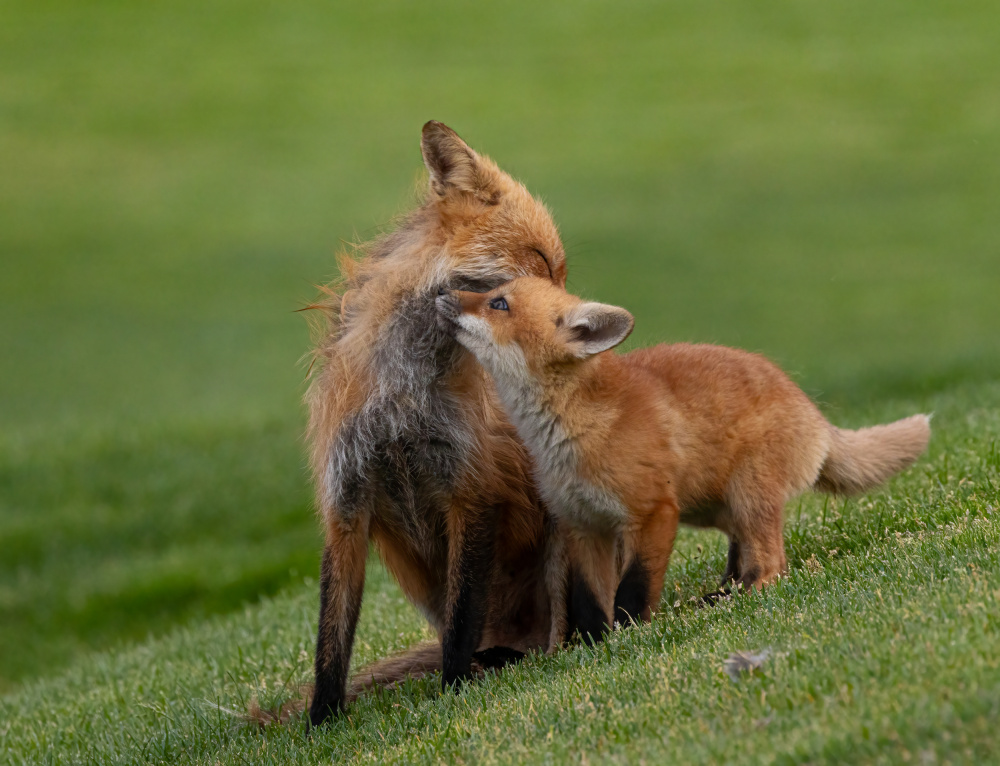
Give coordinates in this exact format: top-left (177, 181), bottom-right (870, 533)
top-left (437, 277), bottom-right (931, 641)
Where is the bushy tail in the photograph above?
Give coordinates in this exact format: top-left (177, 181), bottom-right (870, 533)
top-left (814, 414), bottom-right (931, 495)
top-left (244, 640), bottom-right (444, 726)
top-left (346, 639), bottom-right (445, 698)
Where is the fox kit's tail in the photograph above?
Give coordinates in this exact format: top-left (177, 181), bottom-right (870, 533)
top-left (814, 414), bottom-right (931, 496)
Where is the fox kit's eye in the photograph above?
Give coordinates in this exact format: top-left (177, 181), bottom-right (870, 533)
top-left (489, 297), bottom-right (509, 311)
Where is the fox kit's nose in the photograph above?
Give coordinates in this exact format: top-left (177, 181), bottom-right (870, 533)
top-left (436, 292), bottom-right (458, 315)
top-left (437, 286), bottom-right (447, 296)
top-left (435, 293), bottom-right (460, 336)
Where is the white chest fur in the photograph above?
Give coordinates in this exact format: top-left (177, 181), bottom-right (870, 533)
top-left (475, 339), bottom-right (629, 533)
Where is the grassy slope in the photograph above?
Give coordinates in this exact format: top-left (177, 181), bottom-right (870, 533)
top-left (3, 0), bottom-right (998, 690)
top-left (1, 0), bottom-right (999, 759)
top-left (0, 420), bottom-right (316, 688)
top-left (2, 380), bottom-right (999, 764)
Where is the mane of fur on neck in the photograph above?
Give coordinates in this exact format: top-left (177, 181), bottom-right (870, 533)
top-left (482, 349), bottom-right (628, 532)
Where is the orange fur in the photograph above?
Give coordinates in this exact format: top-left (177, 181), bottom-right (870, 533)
top-left (440, 277), bottom-right (931, 634)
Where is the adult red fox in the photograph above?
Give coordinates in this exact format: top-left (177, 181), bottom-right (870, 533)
top-left (437, 277), bottom-right (931, 641)
top-left (304, 124), bottom-right (569, 725)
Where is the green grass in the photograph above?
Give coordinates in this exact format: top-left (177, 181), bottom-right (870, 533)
top-left (0, 420), bottom-right (317, 690)
top-left (2, 0), bottom-right (999, 761)
top-left (3, 381), bottom-right (1000, 764)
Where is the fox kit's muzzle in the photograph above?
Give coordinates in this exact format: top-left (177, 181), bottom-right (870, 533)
top-left (435, 293), bottom-right (461, 335)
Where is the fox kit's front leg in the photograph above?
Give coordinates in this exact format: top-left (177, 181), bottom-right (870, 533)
top-left (309, 513), bottom-right (370, 726)
top-left (614, 501), bottom-right (680, 624)
top-left (442, 497), bottom-right (497, 688)
top-left (565, 531), bottom-right (619, 645)
top-left (636, 503), bottom-right (680, 617)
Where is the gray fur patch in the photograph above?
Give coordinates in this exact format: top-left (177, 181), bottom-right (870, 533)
top-left (325, 287), bottom-right (476, 550)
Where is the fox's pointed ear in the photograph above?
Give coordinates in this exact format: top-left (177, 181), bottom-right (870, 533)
top-left (564, 302), bottom-right (634, 357)
top-left (421, 121), bottom-right (495, 199)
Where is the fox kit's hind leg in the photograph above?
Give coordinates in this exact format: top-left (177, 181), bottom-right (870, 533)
top-left (309, 514), bottom-right (370, 726)
top-left (721, 540), bottom-right (741, 584)
top-left (697, 539), bottom-right (744, 603)
top-left (726, 494), bottom-right (787, 590)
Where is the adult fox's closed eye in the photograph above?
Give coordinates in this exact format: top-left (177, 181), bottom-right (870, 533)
top-left (438, 277), bottom-right (931, 641)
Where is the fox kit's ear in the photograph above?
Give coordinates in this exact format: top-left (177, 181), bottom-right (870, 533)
top-left (564, 302), bottom-right (635, 357)
top-left (421, 121), bottom-right (496, 200)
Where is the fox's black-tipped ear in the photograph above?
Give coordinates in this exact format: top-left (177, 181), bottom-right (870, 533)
top-left (421, 121), bottom-right (487, 198)
top-left (564, 302), bottom-right (635, 358)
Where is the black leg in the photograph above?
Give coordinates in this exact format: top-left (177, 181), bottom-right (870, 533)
top-left (701, 540), bottom-right (742, 605)
top-left (566, 566), bottom-right (611, 646)
top-left (721, 539), bottom-right (741, 584)
top-left (614, 557), bottom-right (649, 627)
top-left (309, 522), bottom-right (368, 727)
top-left (442, 509), bottom-right (495, 689)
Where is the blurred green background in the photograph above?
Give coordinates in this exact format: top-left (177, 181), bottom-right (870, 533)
top-left (1, 0), bottom-right (997, 691)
